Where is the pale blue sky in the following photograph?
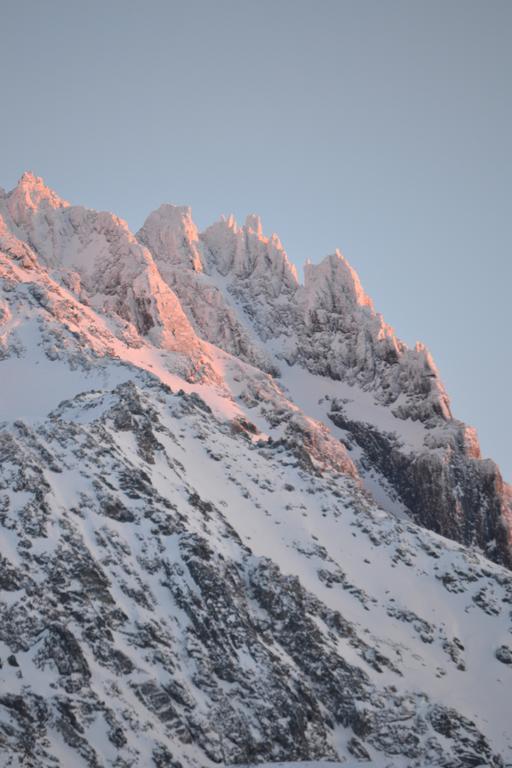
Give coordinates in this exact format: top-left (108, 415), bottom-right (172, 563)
top-left (1, 0), bottom-right (510, 479)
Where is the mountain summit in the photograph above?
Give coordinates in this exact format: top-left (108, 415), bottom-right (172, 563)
top-left (0, 174), bottom-right (511, 768)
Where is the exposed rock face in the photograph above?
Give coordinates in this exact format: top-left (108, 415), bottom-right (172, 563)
top-left (0, 173), bottom-right (511, 767)
top-left (329, 406), bottom-right (512, 568)
top-left (298, 253), bottom-right (452, 419)
top-left (138, 207), bottom-right (285, 375)
top-left (0, 177), bottom-right (209, 368)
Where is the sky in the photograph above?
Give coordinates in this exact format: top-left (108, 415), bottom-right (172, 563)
top-left (1, 0), bottom-right (510, 480)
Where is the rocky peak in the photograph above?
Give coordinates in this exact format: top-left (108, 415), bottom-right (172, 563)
top-left (137, 204), bottom-right (204, 275)
top-left (135, 209), bottom-right (283, 375)
top-left (0, 180), bottom-right (208, 366)
top-left (244, 212), bottom-right (263, 236)
top-left (304, 249), bottom-right (374, 313)
top-left (294, 250), bottom-right (455, 424)
top-left (202, 213), bottom-right (299, 296)
top-left (7, 171), bottom-right (69, 223)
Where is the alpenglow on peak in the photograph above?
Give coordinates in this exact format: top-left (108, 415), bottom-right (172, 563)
top-left (0, 173), bottom-right (511, 767)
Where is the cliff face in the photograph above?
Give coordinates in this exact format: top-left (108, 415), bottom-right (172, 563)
top-left (0, 173), bottom-right (511, 768)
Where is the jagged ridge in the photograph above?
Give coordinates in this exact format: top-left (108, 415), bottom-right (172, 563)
top-left (0, 173), bottom-right (511, 768)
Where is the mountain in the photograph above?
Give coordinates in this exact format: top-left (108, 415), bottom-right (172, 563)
top-left (0, 173), bottom-right (511, 768)
top-left (139, 201), bottom-right (512, 568)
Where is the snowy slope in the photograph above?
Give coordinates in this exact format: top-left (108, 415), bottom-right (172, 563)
top-left (0, 173), bottom-right (511, 768)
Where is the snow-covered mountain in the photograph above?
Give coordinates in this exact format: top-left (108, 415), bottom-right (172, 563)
top-left (0, 173), bottom-right (511, 768)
